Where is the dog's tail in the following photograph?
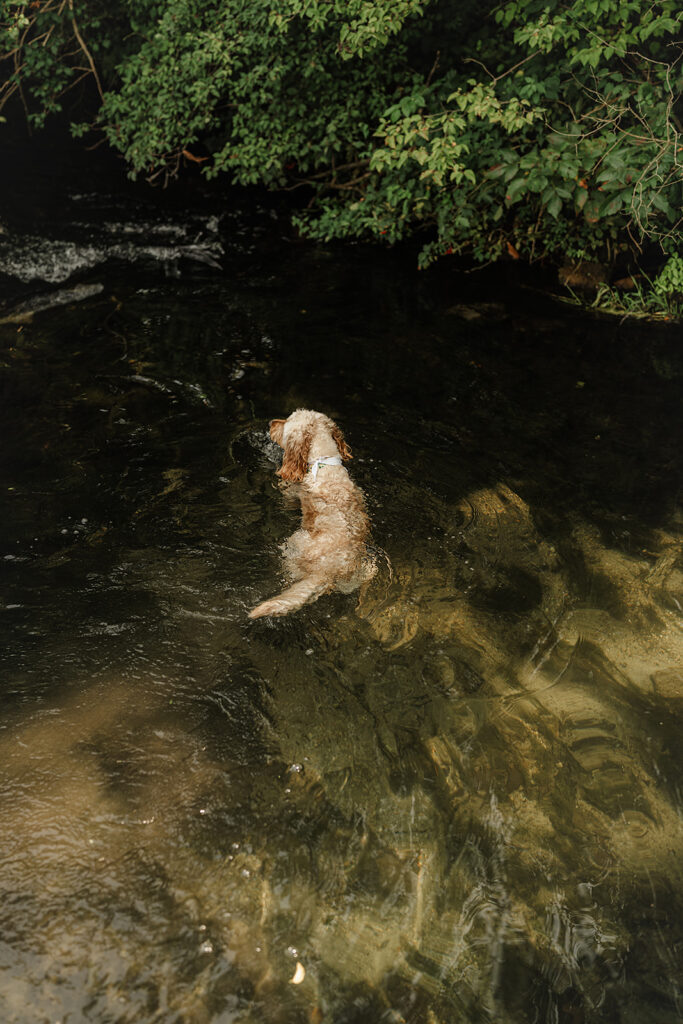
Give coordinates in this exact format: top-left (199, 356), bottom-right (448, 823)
top-left (249, 576), bottom-right (329, 619)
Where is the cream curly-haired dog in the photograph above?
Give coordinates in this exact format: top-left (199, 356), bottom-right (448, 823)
top-left (249, 409), bottom-right (376, 618)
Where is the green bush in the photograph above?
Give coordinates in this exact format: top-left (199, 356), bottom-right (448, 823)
top-left (653, 255), bottom-right (683, 297)
top-left (2, 0), bottom-right (682, 271)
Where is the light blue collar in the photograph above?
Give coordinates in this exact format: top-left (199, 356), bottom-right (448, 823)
top-left (308, 456), bottom-right (342, 480)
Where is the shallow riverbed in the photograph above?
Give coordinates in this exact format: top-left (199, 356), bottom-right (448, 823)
top-left (0, 178), bottom-right (682, 1023)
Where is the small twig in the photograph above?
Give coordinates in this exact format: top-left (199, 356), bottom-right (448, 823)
top-left (282, 179), bottom-right (316, 192)
top-left (425, 49), bottom-right (440, 88)
top-left (54, 69), bottom-right (91, 98)
top-left (529, 205), bottom-right (543, 262)
top-left (304, 158), bottom-right (369, 181)
top-left (68, 0), bottom-right (103, 101)
top-left (12, 49), bottom-right (31, 130)
top-left (464, 50), bottom-right (540, 86)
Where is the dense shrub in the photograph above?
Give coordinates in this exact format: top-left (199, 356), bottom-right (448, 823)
top-left (2, 0), bottom-right (682, 269)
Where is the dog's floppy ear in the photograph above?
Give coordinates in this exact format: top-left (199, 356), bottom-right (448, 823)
top-left (332, 423), bottom-right (352, 462)
top-left (277, 428), bottom-right (312, 482)
top-left (269, 419), bottom-right (286, 446)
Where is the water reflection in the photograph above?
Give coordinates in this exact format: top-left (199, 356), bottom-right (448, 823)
top-left (0, 218), bottom-right (682, 1023)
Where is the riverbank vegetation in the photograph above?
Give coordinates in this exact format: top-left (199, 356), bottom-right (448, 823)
top-left (2, 0), bottom-right (682, 313)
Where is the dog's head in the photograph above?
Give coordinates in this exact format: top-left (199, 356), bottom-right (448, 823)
top-left (269, 409), bottom-right (352, 482)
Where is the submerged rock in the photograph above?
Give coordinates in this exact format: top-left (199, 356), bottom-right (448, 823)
top-left (558, 260), bottom-right (609, 291)
top-left (0, 282), bottom-right (104, 323)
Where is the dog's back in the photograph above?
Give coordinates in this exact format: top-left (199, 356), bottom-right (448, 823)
top-left (249, 410), bottom-right (375, 619)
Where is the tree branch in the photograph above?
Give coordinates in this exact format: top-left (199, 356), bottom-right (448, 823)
top-left (68, 0), bottom-right (103, 101)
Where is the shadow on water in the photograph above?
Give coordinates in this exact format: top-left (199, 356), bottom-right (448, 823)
top-left (0, 168), bottom-right (682, 1023)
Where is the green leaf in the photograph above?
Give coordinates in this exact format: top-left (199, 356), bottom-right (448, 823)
top-left (651, 192), bottom-right (675, 217)
top-left (505, 177), bottom-right (527, 203)
top-left (600, 195), bottom-right (623, 217)
top-left (547, 194), bottom-right (562, 218)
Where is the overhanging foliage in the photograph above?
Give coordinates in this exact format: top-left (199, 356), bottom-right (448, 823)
top-left (2, 0), bottom-right (682, 270)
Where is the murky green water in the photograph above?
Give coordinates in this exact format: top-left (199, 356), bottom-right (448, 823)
top-left (1, 187), bottom-right (682, 1023)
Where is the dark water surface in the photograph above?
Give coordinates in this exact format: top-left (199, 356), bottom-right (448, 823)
top-left (0, 179), bottom-right (682, 1024)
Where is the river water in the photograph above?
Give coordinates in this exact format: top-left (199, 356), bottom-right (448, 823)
top-left (0, 165), bottom-right (682, 1023)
